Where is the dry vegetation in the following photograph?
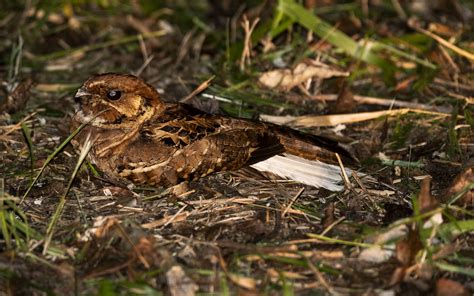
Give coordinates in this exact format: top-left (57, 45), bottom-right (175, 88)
top-left (0, 0), bottom-right (473, 295)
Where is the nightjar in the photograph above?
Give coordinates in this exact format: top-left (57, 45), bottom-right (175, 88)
top-left (71, 73), bottom-right (354, 191)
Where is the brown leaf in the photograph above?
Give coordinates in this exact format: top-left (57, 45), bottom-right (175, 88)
top-left (396, 228), bottom-right (422, 266)
top-left (228, 273), bottom-right (257, 290)
top-left (166, 265), bottom-right (198, 296)
top-left (321, 202), bottom-right (336, 229)
top-left (0, 78), bottom-right (34, 114)
top-left (394, 76), bottom-right (416, 92)
top-left (93, 217), bottom-right (120, 239)
top-left (330, 80), bottom-right (355, 114)
top-left (388, 267), bottom-right (406, 286)
top-left (258, 59), bottom-right (349, 91)
top-left (428, 22), bottom-right (460, 38)
top-left (419, 176), bottom-right (438, 213)
top-left (436, 278), bottom-right (469, 296)
top-left (443, 167), bottom-right (474, 205)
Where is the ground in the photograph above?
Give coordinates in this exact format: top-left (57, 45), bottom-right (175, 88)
top-left (0, 0), bottom-right (473, 295)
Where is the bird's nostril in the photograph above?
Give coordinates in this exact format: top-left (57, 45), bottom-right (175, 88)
top-left (74, 88), bottom-right (91, 104)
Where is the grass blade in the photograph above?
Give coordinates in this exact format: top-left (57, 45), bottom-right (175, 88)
top-left (21, 122), bottom-right (34, 176)
top-left (21, 110), bottom-right (105, 203)
top-left (43, 134), bottom-right (94, 255)
top-left (278, 0), bottom-right (392, 70)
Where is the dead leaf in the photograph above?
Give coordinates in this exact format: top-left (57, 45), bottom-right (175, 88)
top-left (388, 267), bottom-right (406, 286)
top-left (141, 212), bottom-right (189, 229)
top-left (436, 278), bottom-right (469, 296)
top-left (419, 177), bottom-right (438, 213)
top-left (330, 80), bottom-right (356, 114)
top-left (358, 246), bottom-right (393, 263)
top-left (131, 235), bottom-right (156, 268)
top-left (394, 76), bottom-right (416, 92)
top-left (321, 202), bottom-right (335, 229)
top-left (0, 78), bottom-right (34, 114)
top-left (396, 228), bottom-right (422, 267)
top-left (428, 23), bottom-right (460, 38)
top-left (258, 59), bottom-right (349, 90)
top-left (267, 268), bottom-right (307, 280)
top-left (228, 273), bottom-right (257, 290)
top-left (443, 167), bottom-right (474, 205)
top-left (92, 217), bottom-right (120, 239)
top-left (166, 265), bottom-right (198, 296)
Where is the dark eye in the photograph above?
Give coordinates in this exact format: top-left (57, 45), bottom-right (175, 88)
top-left (107, 90), bottom-right (122, 100)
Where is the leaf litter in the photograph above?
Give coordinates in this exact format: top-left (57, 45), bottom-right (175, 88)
top-left (0, 1), bottom-right (473, 295)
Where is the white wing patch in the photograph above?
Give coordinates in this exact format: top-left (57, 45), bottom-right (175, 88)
top-left (250, 153), bottom-right (350, 191)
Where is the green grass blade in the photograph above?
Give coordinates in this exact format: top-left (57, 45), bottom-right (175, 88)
top-left (0, 200), bottom-right (11, 249)
top-left (277, 0), bottom-right (392, 70)
top-left (21, 122), bottom-right (34, 175)
top-left (434, 262), bottom-right (474, 277)
top-left (43, 135), bottom-right (94, 255)
top-left (306, 233), bottom-right (375, 248)
top-left (21, 110), bottom-right (105, 203)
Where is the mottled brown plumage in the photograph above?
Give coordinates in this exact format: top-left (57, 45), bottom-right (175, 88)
top-left (71, 73), bottom-right (352, 188)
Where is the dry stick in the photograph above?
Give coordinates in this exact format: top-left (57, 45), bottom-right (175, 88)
top-left (134, 34), bottom-right (153, 77)
top-left (410, 24), bottom-right (474, 61)
top-left (352, 172), bottom-right (368, 193)
top-left (281, 187), bottom-right (305, 217)
top-left (320, 216), bottom-right (346, 237)
top-left (163, 204), bottom-right (188, 228)
top-left (391, 0), bottom-right (407, 19)
top-left (311, 94), bottom-right (451, 113)
top-left (134, 55), bottom-right (154, 77)
top-left (335, 153), bottom-right (351, 190)
top-left (434, 78), bottom-right (474, 92)
top-left (2, 111), bottom-right (38, 136)
top-left (83, 260), bottom-right (132, 279)
top-left (306, 257), bottom-right (337, 295)
top-left (438, 44), bottom-right (460, 74)
top-left (239, 15), bottom-right (260, 71)
top-left (180, 76), bottom-right (216, 103)
top-left (138, 33), bottom-right (149, 61)
top-left (261, 108), bottom-right (456, 128)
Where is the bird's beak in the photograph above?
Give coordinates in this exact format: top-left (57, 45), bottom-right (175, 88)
top-left (74, 87), bottom-right (91, 103)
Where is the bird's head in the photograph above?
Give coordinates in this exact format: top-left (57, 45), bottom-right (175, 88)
top-left (73, 73), bottom-right (163, 127)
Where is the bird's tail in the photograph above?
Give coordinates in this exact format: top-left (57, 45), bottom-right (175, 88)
top-left (272, 125), bottom-right (356, 164)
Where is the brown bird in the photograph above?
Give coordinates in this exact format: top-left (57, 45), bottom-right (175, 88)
top-left (71, 73), bottom-right (354, 191)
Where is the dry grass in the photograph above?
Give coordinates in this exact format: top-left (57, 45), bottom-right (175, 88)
top-left (0, 0), bottom-right (473, 294)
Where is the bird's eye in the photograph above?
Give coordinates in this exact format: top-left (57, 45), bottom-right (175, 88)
top-left (107, 90), bottom-right (122, 100)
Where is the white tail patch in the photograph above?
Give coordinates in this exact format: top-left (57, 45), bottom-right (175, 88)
top-left (250, 153), bottom-right (350, 191)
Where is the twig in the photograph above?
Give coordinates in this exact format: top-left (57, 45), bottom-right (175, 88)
top-left (306, 257), bottom-right (338, 295)
top-left (409, 22), bottom-right (474, 60)
top-left (180, 76), bottom-right (215, 103)
top-left (163, 204), bottom-right (188, 227)
top-left (309, 94), bottom-right (451, 113)
top-left (281, 187), bottom-right (305, 217)
top-left (320, 216), bottom-right (345, 236)
top-left (2, 111), bottom-right (37, 136)
top-left (391, 0), bottom-right (407, 19)
top-left (336, 153), bottom-right (351, 189)
top-left (240, 15), bottom-right (260, 71)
